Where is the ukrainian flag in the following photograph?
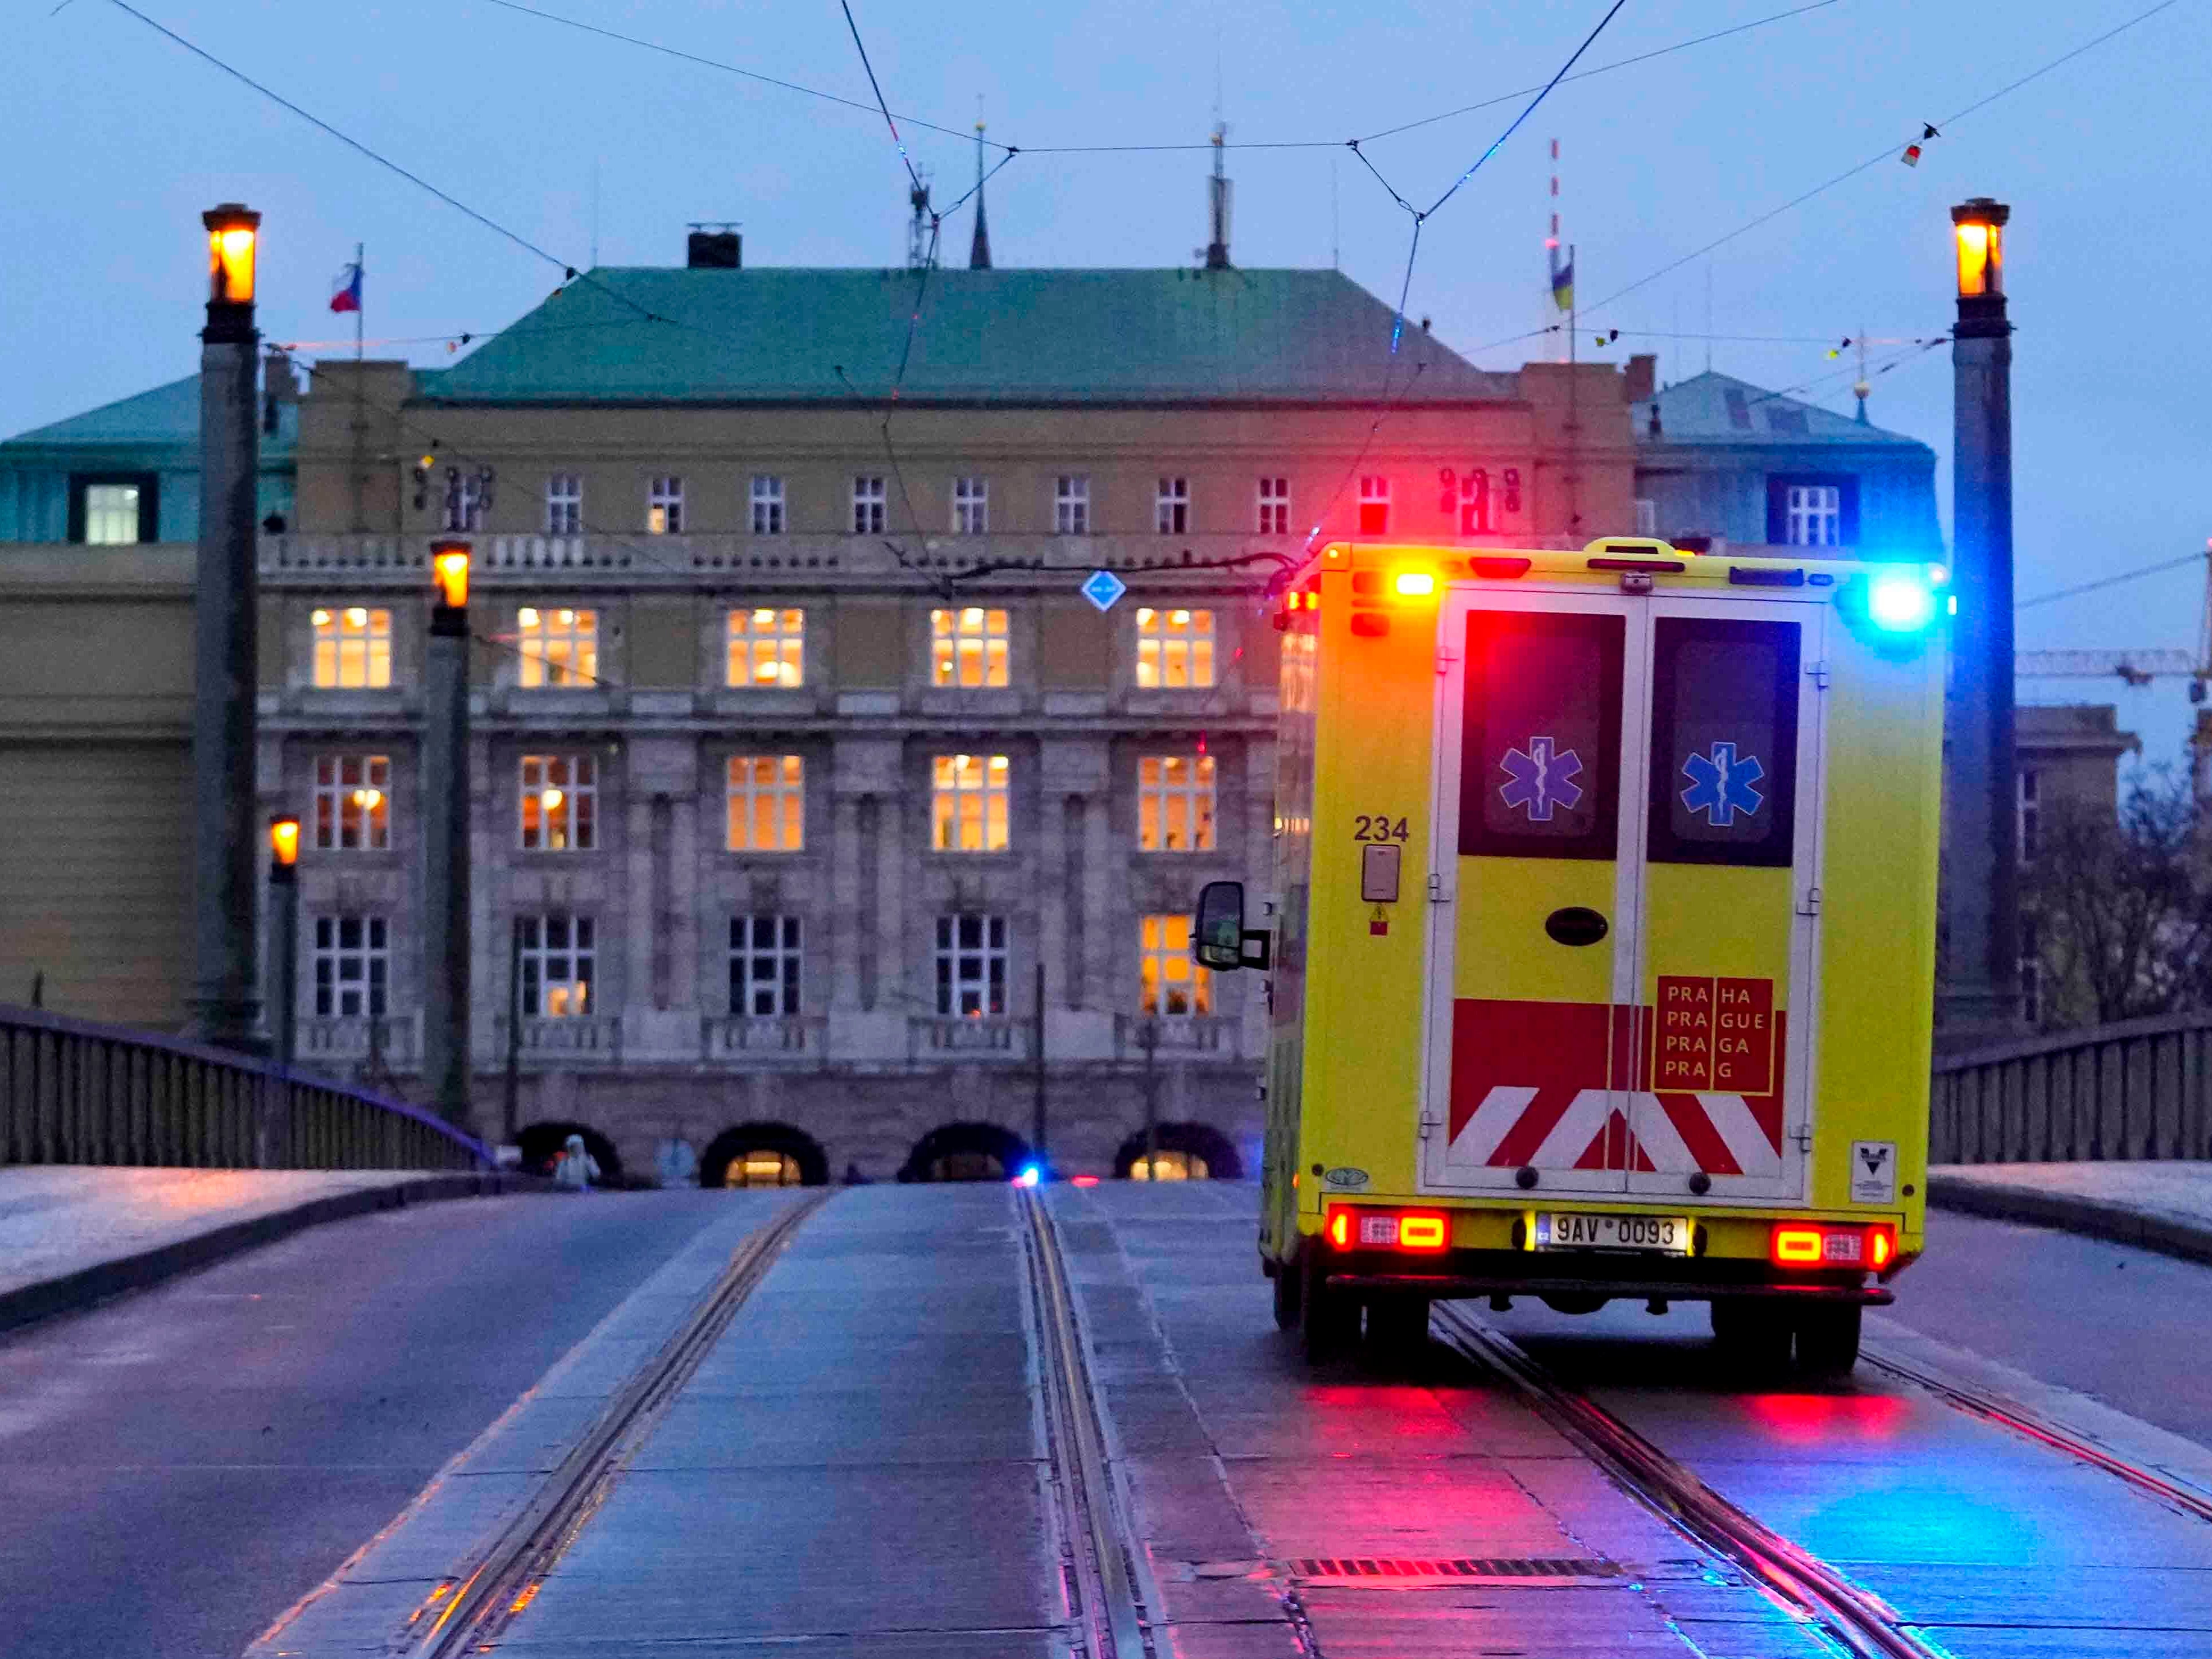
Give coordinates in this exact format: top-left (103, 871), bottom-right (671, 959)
top-left (1548, 246), bottom-right (1574, 312)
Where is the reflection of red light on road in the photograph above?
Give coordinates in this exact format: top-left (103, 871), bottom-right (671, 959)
top-left (1745, 1391), bottom-right (1913, 1444)
top-left (1071, 1175), bottom-right (1099, 1187)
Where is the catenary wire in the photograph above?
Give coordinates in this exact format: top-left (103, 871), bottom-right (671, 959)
top-left (2017, 551), bottom-right (2207, 611)
top-left (839, 0), bottom-right (925, 196)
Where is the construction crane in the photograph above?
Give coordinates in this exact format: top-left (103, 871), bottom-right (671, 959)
top-left (2016, 544), bottom-right (2212, 703)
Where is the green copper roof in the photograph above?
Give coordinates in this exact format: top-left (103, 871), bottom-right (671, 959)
top-left (1633, 371), bottom-right (1930, 451)
top-left (421, 267), bottom-right (1518, 405)
top-left (2, 372), bottom-right (298, 458)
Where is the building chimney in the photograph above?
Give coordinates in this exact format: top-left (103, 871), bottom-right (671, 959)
top-left (1624, 352), bottom-right (1656, 405)
top-left (686, 226), bottom-right (742, 269)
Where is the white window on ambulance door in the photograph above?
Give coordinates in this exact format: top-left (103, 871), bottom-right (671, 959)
top-left (1458, 611), bottom-right (1623, 860)
top-left (1645, 618), bottom-right (1799, 868)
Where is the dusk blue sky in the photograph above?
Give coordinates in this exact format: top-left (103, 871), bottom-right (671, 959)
top-left (6, 1), bottom-right (2207, 758)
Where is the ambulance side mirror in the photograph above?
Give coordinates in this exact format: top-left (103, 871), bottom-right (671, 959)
top-left (1195, 880), bottom-right (1271, 971)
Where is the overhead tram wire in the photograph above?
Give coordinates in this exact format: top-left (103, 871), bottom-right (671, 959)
top-left (2017, 551), bottom-right (2207, 612)
top-left (1574, 0), bottom-right (2193, 319)
top-left (100, 0), bottom-right (671, 329)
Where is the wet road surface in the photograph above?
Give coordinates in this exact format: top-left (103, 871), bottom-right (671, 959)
top-left (9, 1184), bottom-right (2212, 1657)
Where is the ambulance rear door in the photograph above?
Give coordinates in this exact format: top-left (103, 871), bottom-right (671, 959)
top-left (1623, 595), bottom-right (1825, 1204)
top-left (1419, 588), bottom-right (1651, 1195)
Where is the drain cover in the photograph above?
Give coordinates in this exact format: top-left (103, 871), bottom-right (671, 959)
top-left (1293, 1558), bottom-right (1619, 1582)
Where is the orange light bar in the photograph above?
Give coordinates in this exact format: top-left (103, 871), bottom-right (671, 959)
top-left (1771, 1225), bottom-right (1825, 1266)
top-left (1397, 1213), bottom-right (1448, 1250)
top-left (1392, 571), bottom-right (1437, 598)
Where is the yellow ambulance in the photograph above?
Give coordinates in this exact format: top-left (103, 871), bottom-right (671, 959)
top-left (1196, 538), bottom-right (1947, 1377)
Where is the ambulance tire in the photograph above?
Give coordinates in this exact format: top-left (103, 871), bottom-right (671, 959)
top-left (1363, 1295), bottom-right (1432, 1356)
top-left (1272, 1257), bottom-right (1304, 1331)
top-left (1709, 1298), bottom-right (1792, 1374)
top-left (1792, 1303), bottom-right (1862, 1379)
top-left (1300, 1250), bottom-right (1358, 1362)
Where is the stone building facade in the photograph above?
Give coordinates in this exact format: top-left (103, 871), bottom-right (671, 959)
top-left (4, 260), bottom-right (1645, 1182)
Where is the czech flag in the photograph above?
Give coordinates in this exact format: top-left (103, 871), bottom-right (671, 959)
top-left (329, 262), bottom-right (363, 314)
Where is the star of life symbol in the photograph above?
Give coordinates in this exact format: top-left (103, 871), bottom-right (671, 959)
top-left (1498, 735), bottom-right (1584, 822)
top-left (1681, 742), bottom-right (1766, 826)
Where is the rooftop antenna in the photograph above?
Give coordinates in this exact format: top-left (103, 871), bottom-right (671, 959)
top-left (906, 168), bottom-right (934, 270)
top-left (969, 100), bottom-right (993, 270)
top-left (1203, 122), bottom-right (1233, 270)
top-left (1853, 328), bottom-right (1872, 423)
top-left (590, 158), bottom-right (601, 269)
top-left (1704, 262), bottom-right (1714, 374)
top-left (1331, 157), bottom-right (1340, 271)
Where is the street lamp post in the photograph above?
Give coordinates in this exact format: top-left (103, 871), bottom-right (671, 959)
top-left (421, 543), bottom-right (475, 1127)
top-left (192, 204), bottom-right (264, 1050)
top-left (1940, 197), bottom-right (2020, 1036)
top-left (266, 815), bottom-right (300, 1073)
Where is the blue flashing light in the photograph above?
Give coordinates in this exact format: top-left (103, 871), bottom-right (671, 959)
top-left (1014, 1163), bottom-right (1043, 1188)
top-left (1866, 573), bottom-right (1937, 633)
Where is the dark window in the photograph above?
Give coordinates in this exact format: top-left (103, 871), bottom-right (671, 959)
top-left (1765, 474), bottom-right (1860, 547)
top-left (1647, 617), bottom-right (1800, 868)
top-left (1459, 610), bottom-right (1623, 861)
top-left (1724, 388), bottom-right (1752, 431)
top-left (1764, 405), bottom-right (1810, 435)
top-left (67, 472), bottom-right (159, 544)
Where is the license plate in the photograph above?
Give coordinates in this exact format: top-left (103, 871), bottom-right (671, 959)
top-left (1532, 1211), bottom-right (1691, 1254)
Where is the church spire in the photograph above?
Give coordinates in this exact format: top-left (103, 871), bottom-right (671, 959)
top-left (969, 116), bottom-right (993, 270)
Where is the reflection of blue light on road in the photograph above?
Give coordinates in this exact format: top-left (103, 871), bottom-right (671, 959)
top-left (1013, 1163), bottom-right (1042, 1188)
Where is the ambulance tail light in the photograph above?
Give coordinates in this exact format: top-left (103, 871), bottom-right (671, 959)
top-left (1325, 1206), bottom-right (1450, 1253)
top-left (1769, 1221), bottom-right (1896, 1270)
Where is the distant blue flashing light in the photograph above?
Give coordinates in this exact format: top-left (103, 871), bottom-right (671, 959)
top-left (1866, 573), bottom-right (1938, 633)
top-left (1014, 1163), bottom-right (1043, 1188)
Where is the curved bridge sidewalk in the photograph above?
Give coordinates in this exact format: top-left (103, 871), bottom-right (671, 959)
top-left (1931, 1160), bottom-right (2212, 1266)
top-left (0, 1165), bottom-right (537, 1335)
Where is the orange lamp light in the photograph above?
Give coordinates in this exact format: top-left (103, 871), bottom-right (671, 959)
top-left (1392, 570), bottom-right (1438, 598)
top-left (431, 543), bottom-right (470, 610)
top-left (268, 815), bottom-right (301, 868)
top-left (203, 204), bottom-right (260, 306)
top-left (1951, 199), bottom-right (2007, 299)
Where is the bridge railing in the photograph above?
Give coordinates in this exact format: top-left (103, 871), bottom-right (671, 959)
top-left (1931, 1010), bottom-right (2212, 1163)
top-left (0, 1005), bottom-right (490, 1171)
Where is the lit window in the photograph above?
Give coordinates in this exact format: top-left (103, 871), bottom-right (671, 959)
top-left (953, 476), bottom-right (989, 535)
top-left (1141, 913), bottom-right (1211, 1016)
top-left (83, 483), bottom-right (144, 545)
top-left (520, 754), bottom-right (597, 851)
top-left (933, 754), bottom-right (1010, 852)
top-left (727, 755), bottom-right (805, 851)
top-left (931, 607), bottom-right (1009, 688)
top-left (516, 606), bottom-right (597, 688)
top-left (1156, 476), bottom-right (1189, 534)
top-left (546, 473), bottom-right (582, 534)
top-left (853, 475), bottom-right (886, 534)
top-left (1460, 470), bottom-right (1493, 534)
top-left (935, 914), bottom-right (1008, 1015)
top-left (312, 606), bottom-right (393, 689)
top-left (647, 475), bottom-right (684, 534)
top-left (1055, 474), bottom-right (1090, 535)
top-left (1135, 607), bottom-right (1215, 689)
top-left (725, 1150), bottom-right (805, 1187)
top-left (2017, 768), bottom-right (2040, 865)
top-left (518, 912), bottom-right (593, 1016)
top-left (314, 755), bottom-right (391, 851)
top-left (1139, 755), bottom-right (1216, 852)
top-left (1130, 1148), bottom-right (1207, 1180)
top-left (1785, 484), bottom-right (1841, 547)
top-left (1358, 475), bottom-right (1391, 536)
top-left (1257, 476), bottom-right (1289, 536)
top-left (750, 474), bottom-right (786, 535)
top-left (312, 915), bottom-right (388, 1018)
top-left (730, 915), bottom-right (802, 1016)
top-left (726, 607), bottom-right (804, 688)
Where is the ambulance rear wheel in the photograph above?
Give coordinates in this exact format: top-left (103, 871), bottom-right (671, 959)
top-left (1272, 1257), bottom-right (1304, 1331)
top-left (1709, 1298), bottom-right (1792, 1373)
top-left (1792, 1303), bottom-right (1862, 1380)
top-left (1300, 1250), bottom-right (1358, 1362)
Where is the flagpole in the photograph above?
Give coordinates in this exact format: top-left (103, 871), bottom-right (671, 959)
top-left (353, 242), bottom-right (364, 362)
top-left (1568, 242), bottom-right (1580, 541)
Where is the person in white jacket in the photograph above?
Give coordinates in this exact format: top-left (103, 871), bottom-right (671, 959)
top-left (553, 1133), bottom-right (601, 1191)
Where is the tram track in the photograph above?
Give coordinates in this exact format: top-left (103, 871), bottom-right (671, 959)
top-left (404, 1188), bottom-right (832, 1657)
top-left (1429, 1304), bottom-right (1941, 1659)
top-left (1019, 1187), bottom-right (1156, 1659)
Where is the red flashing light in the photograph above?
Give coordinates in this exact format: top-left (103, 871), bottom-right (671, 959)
top-left (1328, 1209), bottom-right (1351, 1249)
top-left (1326, 1205), bottom-right (1448, 1253)
top-left (1770, 1221), bottom-right (1893, 1270)
top-left (1772, 1225), bottom-right (1824, 1266)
